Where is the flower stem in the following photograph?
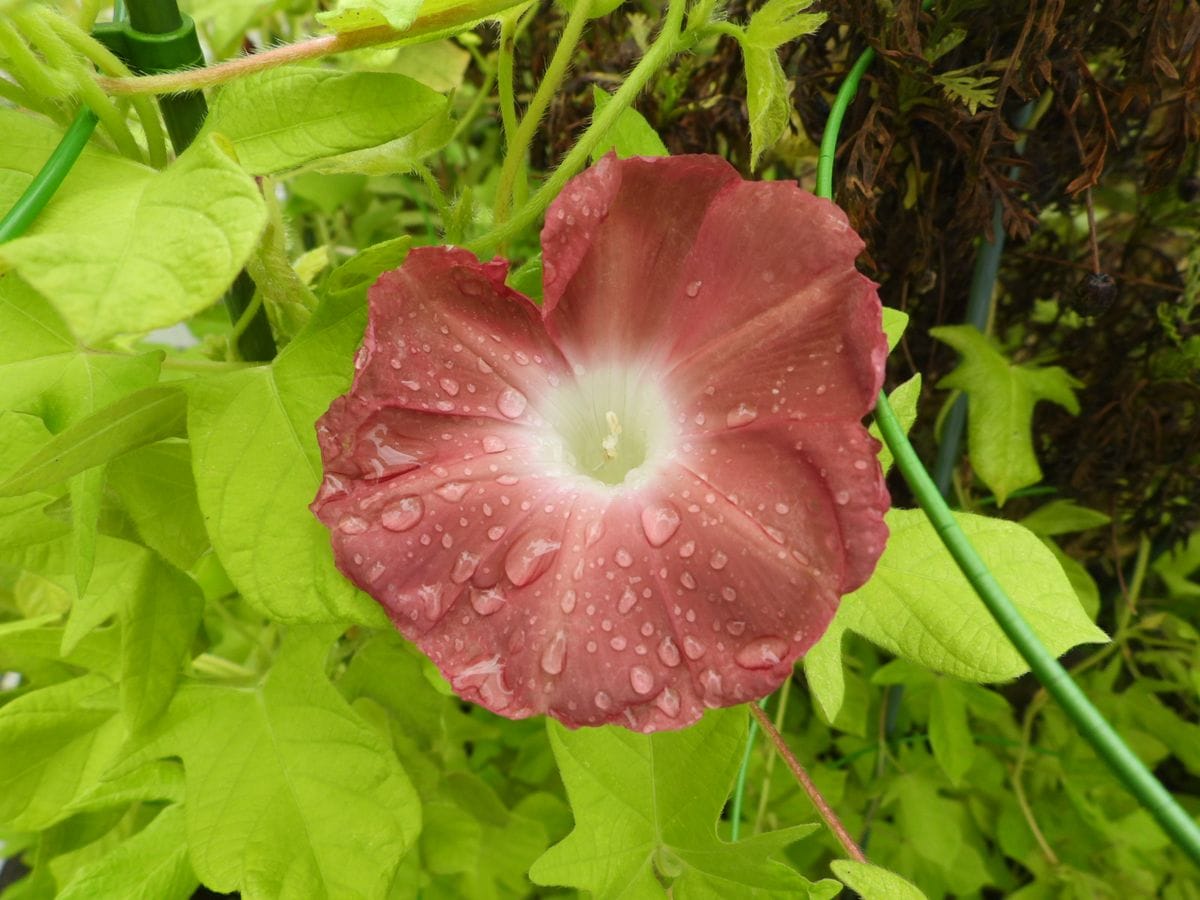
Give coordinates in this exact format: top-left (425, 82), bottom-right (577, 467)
top-left (493, 0), bottom-right (593, 230)
top-left (95, 0), bottom-right (529, 95)
top-left (466, 0), bottom-right (686, 257)
top-left (748, 703), bottom-right (867, 863)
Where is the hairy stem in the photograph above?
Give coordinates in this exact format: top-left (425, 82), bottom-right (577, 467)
top-left (493, 0), bottom-right (593, 229)
top-left (96, 0), bottom-right (527, 95)
top-left (748, 704), bottom-right (868, 863)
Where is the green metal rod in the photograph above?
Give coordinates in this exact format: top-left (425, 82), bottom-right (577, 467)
top-left (124, 0), bottom-right (182, 34)
top-left (0, 108), bottom-right (98, 243)
top-left (822, 35), bottom-right (1200, 865)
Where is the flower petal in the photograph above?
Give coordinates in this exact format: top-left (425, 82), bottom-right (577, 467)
top-left (541, 154), bottom-right (741, 363)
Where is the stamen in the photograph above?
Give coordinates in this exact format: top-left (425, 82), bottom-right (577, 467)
top-left (602, 410), bottom-right (622, 459)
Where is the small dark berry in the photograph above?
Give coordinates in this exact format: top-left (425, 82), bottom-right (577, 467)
top-left (1074, 272), bottom-right (1118, 316)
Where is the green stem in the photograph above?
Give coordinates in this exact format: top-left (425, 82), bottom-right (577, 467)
top-left (44, 10), bottom-right (168, 167)
top-left (0, 18), bottom-right (72, 104)
top-left (815, 47), bottom-right (874, 202)
top-left (730, 697), bottom-right (767, 841)
top-left (17, 11), bottom-right (144, 162)
top-left (493, 0), bottom-right (593, 230)
top-left (496, 10), bottom-right (521, 171)
top-left (752, 675), bottom-right (791, 834)
top-left (466, 0), bottom-right (687, 258)
top-left (875, 392), bottom-right (1200, 863)
top-left (0, 109), bottom-right (99, 244)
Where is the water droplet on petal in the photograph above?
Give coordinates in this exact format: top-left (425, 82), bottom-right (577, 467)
top-left (497, 388), bottom-right (527, 419)
top-left (683, 636), bottom-right (706, 660)
top-left (722, 586), bottom-right (737, 602)
top-left (835, 490), bottom-right (851, 506)
top-left (482, 435), bottom-right (507, 453)
top-left (630, 666), bottom-right (654, 695)
top-left (614, 547), bottom-right (634, 568)
top-left (640, 503), bottom-right (681, 548)
top-left (726, 403), bottom-right (758, 428)
top-left (487, 525), bottom-right (506, 541)
top-left (435, 482), bottom-right (469, 502)
top-left (504, 531), bottom-right (561, 586)
top-left (594, 690), bottom-right (612, 710)
top-left (657, 636), bottom-right (681, 667)
top-left (470, 586), bottom-right (507, 616)
top-left (439, 377), bottom-right (460, 396)
top-left (610, 636), bottom-right (627, 651)
top-left (585, 520), bottom-right (604, 547)
top-left (700, 668), bottom-right (723, 705)
top-left (726, 620), bottom-right (746, 636)
top-left (561, 589), bottom-right (577, 614)
top-left (338, 515), bottom-right (369, 534)
top-left (618, 586), bottom-right (637, 614)
top-left (655, 687), bottom-right (680, 717)
top-left (709, 551), bottom-right (728, 570)
top-left (541, 629), bottom-right (568, 675)
top-left (451, 551), bottom-right (481, 584)
top-left (679, 540), bottom-right (696, 559)
top-left (734, 636), bottom-right (789, 670)
top-left (685, 280), bottom-right (702, 298)
top-left (380, 496), bottom-right (423, 532)
top-left (544, 260), bottom-right (558, 284)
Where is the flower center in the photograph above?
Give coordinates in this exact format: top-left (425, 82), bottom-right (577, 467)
top-left (541, 366), bottom-right (674, 487)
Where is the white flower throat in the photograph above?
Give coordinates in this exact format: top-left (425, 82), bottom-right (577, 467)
top-left (540, 366), bottom-right (675, 488)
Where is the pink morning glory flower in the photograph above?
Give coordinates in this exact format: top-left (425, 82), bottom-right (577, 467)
top-left (312, 153), bottom-right (889, 732)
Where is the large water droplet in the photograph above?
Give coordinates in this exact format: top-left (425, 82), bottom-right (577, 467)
top-left (504, 531), bottom-right (561, 586)
top-left (561, 589), bottom-right (577, 614)
top-left (541, 629), bottom-right (568, 675)
top-left (835, 490), bottom-right (850, 506)
top-left (451, 551), bottom-right (481, 584)
top-left (470, 586), bottom-right (507, 616)
top-left (594, 690), bottom-right (612, 711)
top-left (439, 377), bottom-right (460, 396)
top-left (614, 547), bottom-right (634, 568)
top-left (682, 636), bottom-right (706, 660)
top-left (726, 403), bottom-right (758, 428)
top-left (657, 636), bottom-right (681, 667)
top-left (618, 586), bottom-right (637, 615)
top-left (685, 280), bottom-right (702, 298)
top-left (700, 668), bottom-right (723, 705)
top-left (630, 665), bottom-right (654, 695)
top-left (584, 520), bottom-right (604, 547)
top-left (497, 387), bottom-right (527, 419)
top-left (380, 496), bottom-right (423, 532)
top-left (482, 435), bottom-right (507, 453)
top-left (655, 687), bottom-right (681, 718)
top-left (435, 482), bottom-right (469, 502)
top-left (709, 550), bottom-right (728, 570)
top-left (734, 636), bottom-right (789, 670)
top-left (487, 525), bottom-right (506, 541)
top-left (338, 515), bottom-right (369, 534)
top-left (640, 503), bottom-right (681, 548)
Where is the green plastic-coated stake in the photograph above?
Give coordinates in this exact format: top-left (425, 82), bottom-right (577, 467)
top-left (823, 37), bottom-right (1200, 866)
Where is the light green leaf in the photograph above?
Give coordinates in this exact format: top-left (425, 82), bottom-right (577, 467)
top-left (188, 289), bottom-right (388, 624)
top-left (839, 509), bottom-right (1108, 681)
top-left (590, 86), bottom-right (669, 160)
top-left (207, 66), bottom-right (446, 175)
top-left (882, 307), bottom-right (909, 351)
top-left (1043, 538), bottom-right (1100, 620)
top-left (530, 707), bottom-right (827, 898)
top-left (70, 466), bottom-right (104, 595)
top-left (306, 106), bottom-right (456, 176)
top-left (0, 387), bottom-right (185, 497)
top-left (742, 43), bottom-right (790, 169)
top-left (870, 374), bottom-right (921, 476)
top-left (124, 628), bottom-right (420, 898)
top-left (115, 539), bottom-right (205, 731)
top-left (830, 860), bottom-right (928, 900)
top-left (1019, 499), bottom-right (1110, 537)
top-left (931, 325), bottom-right (1081, 505)
top-left (108, 442), bottom-right (209, 571)
top-left (0, 674), bottom-right (124, 830)
top-left (56, 803), bottom-right (196, 900)
top-left (802, 616), bottom-right (848, 726)
top-left (317, 0), bottom-right (423, 31)
top-left (66, 760), bottom-right (185, 814)
top-left (0, 116), bottom-right (265, 343)
top-left (928, 678), bottom-right (974, 786)
top-left (745, 0), bottom-right (826, 49)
